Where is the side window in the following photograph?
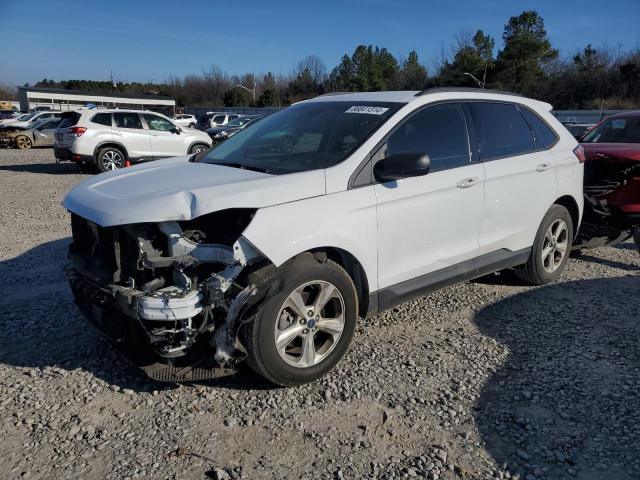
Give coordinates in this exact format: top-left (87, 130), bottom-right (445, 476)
top-left (469, 102), bottom-right (535, 160)
top-left (113, 112), bottom-right (143, 129)
top-left (386, 103), bottom-right (470, 173)
top-left (91, 113), bottom-right (112, 126)
top-left (143, 114), bottom-right (174, 131)
top-left (519, 107), bottom-right (558, 149)
top-left (211, 115), bottom-right (226, 125)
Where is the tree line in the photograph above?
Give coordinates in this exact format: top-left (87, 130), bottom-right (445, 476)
top-left (11, 10), bottom-right (640, 110)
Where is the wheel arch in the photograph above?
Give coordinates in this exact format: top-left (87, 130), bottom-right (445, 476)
top-left (308, 246), bottom-right (371, 319)
top-left (554, 195), bottom-right (581, 239)
top-left (93, 142), bottom-right (129, 160)
top-left (188, 140), bottom-right (211, 153)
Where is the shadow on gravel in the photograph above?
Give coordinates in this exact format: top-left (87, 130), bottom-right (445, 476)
top-left (474, 275), bottom-right (640, 480)
top-left (573, 253), bottom-right (640, 271)
top-left (0, 161), bottom-right (81, 175)
top-left (0, 239), bottom-right (274, 392)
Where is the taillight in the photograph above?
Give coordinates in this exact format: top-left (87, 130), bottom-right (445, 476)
top-left (70, 127), bottom-right (87, 136)
top-left (573, 145), bottom-right (586, 163)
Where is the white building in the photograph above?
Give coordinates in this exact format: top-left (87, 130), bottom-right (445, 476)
top-left (18, 87), bottom-right (175, 114)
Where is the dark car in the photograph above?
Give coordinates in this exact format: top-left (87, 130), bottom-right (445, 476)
top-left (574, 112), bottom-right (640, 252)
top-left (205, 115), bottom-right (261, 142)
top-left (563, 123), bottom-right (595, 141)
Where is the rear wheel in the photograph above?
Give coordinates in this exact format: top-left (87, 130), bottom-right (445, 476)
top-left (15, 135), bottom-right (32, 149)
top-left (515, 204), bottom-right (574, 285)
top-left (242, 254), bottom-right (357, 386)
top-left (96, 147), bottom-right (125, 172)
top-left (188, 123), bottom-right (196, 128)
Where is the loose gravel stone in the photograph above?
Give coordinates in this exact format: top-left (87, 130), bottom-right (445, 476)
top-left (1, 149), bottom-right (639, 479)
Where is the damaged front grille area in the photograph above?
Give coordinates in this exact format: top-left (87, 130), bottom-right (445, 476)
top-left (67, 211), bottom-right (263, 381)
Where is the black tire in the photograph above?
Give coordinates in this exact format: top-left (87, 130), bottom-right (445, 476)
top-left (96, 146), bottom-right (125, 172)
top-left (188, 123), bottom-right (196, 128)
top-left (189, 143), bottom-right (209, 154)
top-left (515, 204), bottom-right (574, 285)
top-left (241, 253), bottom-right (358, 386)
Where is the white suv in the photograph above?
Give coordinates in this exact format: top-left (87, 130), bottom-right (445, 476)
top-left (63, 89), bottom-right (583, 386)
top-left (172, 114), bottom-right (197, 129)
top-left (54, 109), bottom-right (212, 172)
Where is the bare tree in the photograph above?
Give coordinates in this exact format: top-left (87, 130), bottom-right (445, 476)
top-left (295, 55), bottom-right (327, 85)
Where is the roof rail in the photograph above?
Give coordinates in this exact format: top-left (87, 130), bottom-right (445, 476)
top-left (415, 87), bottom-right (525, 98)
top-left (316, 91), bottom-right (355, 97)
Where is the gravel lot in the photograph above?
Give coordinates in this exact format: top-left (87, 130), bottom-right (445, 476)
top-left (1, 148), bottom-right (639, 480)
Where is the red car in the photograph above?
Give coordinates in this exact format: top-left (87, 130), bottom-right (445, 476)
top-left (575, 111), bottom-right (640, 251)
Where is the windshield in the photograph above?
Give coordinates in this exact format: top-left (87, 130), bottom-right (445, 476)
top-left (226, 117), bottom-right (255, 128)
top-left (199, 101), bottom-right (402, 174)
top-left (582, 117), bottom-right (640, 144)
top-left (21, 112), bottom-right (38, 121)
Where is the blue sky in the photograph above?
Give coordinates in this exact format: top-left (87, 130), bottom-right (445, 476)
top-left (1, 0), bottom-right (638, 86)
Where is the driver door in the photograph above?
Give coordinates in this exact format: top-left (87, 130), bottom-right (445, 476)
top-left (374, 102), bottom-right (485, 296)
top-left (142, 113), bottom-right (185, 158)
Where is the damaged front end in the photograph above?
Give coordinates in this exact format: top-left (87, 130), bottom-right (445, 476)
top-left (66, 209), bottom-right (265, 382)
top-left (576, 151), bottom-right (640, 250)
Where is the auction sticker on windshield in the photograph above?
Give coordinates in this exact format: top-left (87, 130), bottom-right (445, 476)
top-left (345, 106), bottom-right (390, 115)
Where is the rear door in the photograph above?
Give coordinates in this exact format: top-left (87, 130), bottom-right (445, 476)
top-left (113, 112), bottom-right (151, 160)
top-left (141, 113), bottom-right (185, 158)
top-left (469, 102), bottom-right (559, 255)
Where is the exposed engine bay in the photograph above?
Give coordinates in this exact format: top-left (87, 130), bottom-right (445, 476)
top-left (66, 209), bottom-right (268, 382)
top-left (576, 157), bottom-right (640, 252)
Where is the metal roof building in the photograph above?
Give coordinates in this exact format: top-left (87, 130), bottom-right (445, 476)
top-left (17, 86), bottom-right (175, 114)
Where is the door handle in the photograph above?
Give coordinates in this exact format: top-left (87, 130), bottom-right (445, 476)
top-left (456, 177), bottom-right (480, 188)
top-left (536, 163), bottom-right (552, 172)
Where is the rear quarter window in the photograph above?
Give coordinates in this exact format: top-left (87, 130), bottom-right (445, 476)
top-left (58, 112), bottom-right (81, 129)
top-left (469, 102), bottom-right (535, 160)
top-left (91, 113), bottom-right (112, 126)
top-left (519, 107), bottom-right (558, 149)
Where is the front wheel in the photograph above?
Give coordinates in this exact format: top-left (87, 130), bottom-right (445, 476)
top-left (242, 254), bottom-right (357, 386)
top-left (15, 135), bottom-right (32, 149)
top-left (189, 143), bottom-right (209, 155)
top-left (515, 204), bottom-right (574, 285)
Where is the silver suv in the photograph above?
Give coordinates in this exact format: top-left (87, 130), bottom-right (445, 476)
top-left (54, 109), bottom-right (212, 172)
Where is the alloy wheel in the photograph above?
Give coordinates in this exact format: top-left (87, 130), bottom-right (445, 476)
top-left (541, 219), bottom-right (569, 273)
top-left (16, 136), bottom-right (32, 149)
top-left (274, 280), bottom-right (345, 368)
top-left (101, 150), bottom-right (124, 170)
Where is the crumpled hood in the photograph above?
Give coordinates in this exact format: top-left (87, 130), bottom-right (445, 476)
top-left (63, 156), bottom-right (326, 226)
top-left (582, 143), bottom-right (640, 163)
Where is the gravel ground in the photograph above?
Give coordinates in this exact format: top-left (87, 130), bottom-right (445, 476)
top-left (0, 148), bottom-right (639, 480)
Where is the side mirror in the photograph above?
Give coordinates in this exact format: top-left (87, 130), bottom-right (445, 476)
top-left (170, 127), bottom-right (181, 134)
top-left (373, 152), bottom-right (431, 182)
